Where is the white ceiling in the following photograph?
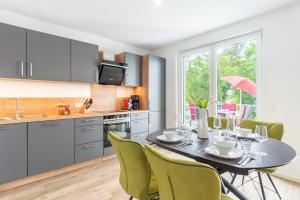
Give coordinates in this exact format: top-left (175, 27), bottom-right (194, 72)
top-left (0, 0), bottom-right (298, 50)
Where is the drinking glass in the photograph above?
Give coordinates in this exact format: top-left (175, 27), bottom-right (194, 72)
top-left (241, 139), bottom-right (251, 154)
top-left (225, 117), bottom-right (235, 140)
top-left (213, 117), bottom-right (222, 135)
top-left (255, 125), bottom-right (268, 156)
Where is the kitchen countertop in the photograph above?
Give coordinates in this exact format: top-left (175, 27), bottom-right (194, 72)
top-left (0, 110), bottom-right (149, 125)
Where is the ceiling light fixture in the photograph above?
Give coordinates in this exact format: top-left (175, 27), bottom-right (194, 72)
top-left (154, 0), bottom-right (162, 6)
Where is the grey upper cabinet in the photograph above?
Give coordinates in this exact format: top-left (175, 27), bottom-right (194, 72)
top-left (0, 23), bottom-right (26, 79)
top-left (0, 123), bottom-right (27, 184)
top-left (148, 55), bottom-right (166, 111)
top-left (71, 40), bottom-right (99, 83)
top-left (28, 119), bottom-right (74, 176)
top-left (27, 30), bottom-right (71, 81)
top-left (124, 52), bottom-right (142, 87)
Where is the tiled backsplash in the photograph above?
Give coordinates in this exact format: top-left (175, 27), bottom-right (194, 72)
top-left (0, 84), bottom-right (134, 117)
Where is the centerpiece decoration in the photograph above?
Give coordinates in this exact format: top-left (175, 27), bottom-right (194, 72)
top-left (196, 99), bottom-right (209, 138)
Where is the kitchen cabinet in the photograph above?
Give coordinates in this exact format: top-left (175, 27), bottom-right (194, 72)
top-left (0, 22), bottom-right (26, 79)
top-left (116, 52), bottom-right (142, 87)
top-left (28, 119), bottom-right (74, 176)
top-left (149, 111), bottom-right (166, 134)
top-left (131, 132), bottom-right (148, 145)
top-left (27, 30), bottom-right (71, 81)
top-left (147, 55), bottom-right (166, 133)
top-left (75, 117), bottom-right (103, 163)
top-left (130, 112), bottom-right (149, 144)
top-left (71, 40), bottom-right (99, 83)
top-left (75, 141), bottom-right (103, 163)
top-left (0, 123), bottom-right (27, 184)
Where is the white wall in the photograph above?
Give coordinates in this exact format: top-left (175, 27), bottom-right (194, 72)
top-left (0, 9), bottom-right (149, 97)
top-left (153, 3), bottom-right (300, 181)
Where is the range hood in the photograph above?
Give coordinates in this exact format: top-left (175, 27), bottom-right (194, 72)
top-left (98, 60), bottom-right (128, 86)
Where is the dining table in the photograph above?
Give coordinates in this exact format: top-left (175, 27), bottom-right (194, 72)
top-left (146, 128), bottom-right (296, 200)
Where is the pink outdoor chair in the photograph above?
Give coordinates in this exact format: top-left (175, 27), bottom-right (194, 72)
top-left (189, 104), bottom-right (197, 120)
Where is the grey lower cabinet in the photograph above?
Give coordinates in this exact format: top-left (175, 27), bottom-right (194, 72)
top-left (149, 111), bottom-right (166, 134)
top-left (28, 119), bottom-right (74, 176)
top-left (0, 22), bottom-right (26, 79)
top-left (0, 123), bottom-right (27, 184)
top-left (75, 117), bottom-right (104, 163)
top-left (27, 30), bottom-right (71, 81)
top-left (71, 40), bottom-right (99, 83)
top-left (130, 112), bottom-right (149, 144)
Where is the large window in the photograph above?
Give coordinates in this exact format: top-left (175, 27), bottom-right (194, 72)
top-left (182, 33), bottom-right (261, 124)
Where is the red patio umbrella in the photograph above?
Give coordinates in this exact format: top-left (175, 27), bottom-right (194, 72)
top-left (221, 76), bottom-right (256, 112)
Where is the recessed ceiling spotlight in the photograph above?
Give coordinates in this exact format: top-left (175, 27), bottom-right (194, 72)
top-left (154, 0), bottom-right (162, 6)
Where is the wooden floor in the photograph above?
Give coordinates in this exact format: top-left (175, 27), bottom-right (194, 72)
top-left (0, 148), bottom-right (299, 200)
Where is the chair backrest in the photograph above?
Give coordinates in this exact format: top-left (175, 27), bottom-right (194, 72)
top-left (240, 120), bottom-right (284, 141)
top-left (108, 132), bottom-right (152, 199)
top-left (221, 103), bottom-right (237, 111)
top-left (207, 116), bottom-right (228, 129)
top-left (241, 105), bottom-right (252, 119)
top-left (145, 145), bottom-right (222, 200)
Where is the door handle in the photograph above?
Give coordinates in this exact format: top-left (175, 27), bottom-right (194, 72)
top-left (0, 127), bottom-right (9, 131)
top-left (20, 61), bottom-right (24, 77)
top-left (82, 144), bottom-right (97, 150)
top-left (81, 127), bottom-right (97, 132)
top-left (28, 62), bottom-right (33, 77)
top-left (82, 118), bottom-right (98, 122)
top-left (42, 122), bottom-right (61, 126)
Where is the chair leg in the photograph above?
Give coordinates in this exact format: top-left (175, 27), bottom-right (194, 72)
top-left (129, 196), bottom-right (133, 200)
top-left (267, 173), bottom-right (282, 199)
top-left (258, 172), bottom-right (266, 200)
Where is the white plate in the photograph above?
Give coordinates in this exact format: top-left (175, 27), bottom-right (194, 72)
top-left (156, 135), bottom-right (184, 143)
top-left (205, 145), bottom-right (243, 159)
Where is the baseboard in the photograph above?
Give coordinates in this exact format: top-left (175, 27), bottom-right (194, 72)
top-left (273, 172), bottom-right (300, 184)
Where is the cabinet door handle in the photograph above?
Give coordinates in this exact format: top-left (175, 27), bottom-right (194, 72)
top-left (82, 118), bottom-right (97, 122)
top-left (28, 62), bottom-right (33, 77)
top-left (0, 127), bottom-right (9, 131)
top-left (42, 122), bottom-right (60, 126)
top-left (82, 127), bottom-right (97, 132)
top-left (82, 144), bottom-right (97, 150)
top-left (20, 61), bottom-right (24, 77)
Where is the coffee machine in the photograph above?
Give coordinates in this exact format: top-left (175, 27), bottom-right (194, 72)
top-left (130, 95), bottom-right (140, 110)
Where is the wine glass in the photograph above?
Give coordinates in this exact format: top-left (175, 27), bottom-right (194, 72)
top-left (255, 125), bottom-right (268, 156)
top-left (225, 117), bottom-right (235, 140)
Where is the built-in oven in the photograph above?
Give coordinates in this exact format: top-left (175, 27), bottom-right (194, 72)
top-left (103, 114), bottom-right (131, 155)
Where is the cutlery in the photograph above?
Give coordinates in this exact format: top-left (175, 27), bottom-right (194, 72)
top-left (238, 155), bottom-right (248, 165)
top-left (173, 140), bottom-right (193, 147)
top-left (241, 154), bottom-right (256, 166)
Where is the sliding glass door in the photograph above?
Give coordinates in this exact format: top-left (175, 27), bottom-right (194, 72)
top-left (182, 33), bottom-right (261, 123)
top-left (183, 50), bottom-right (211, 124)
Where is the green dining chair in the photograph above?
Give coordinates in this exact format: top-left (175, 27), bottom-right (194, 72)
top-left (108, 132), bottom-right (159, 200)
top-left (207, 116), bottom-right (228, 129)
top-left (240, 119), bottom-right (284, 199)
top-left (144, 144), bottom-right (233, 200)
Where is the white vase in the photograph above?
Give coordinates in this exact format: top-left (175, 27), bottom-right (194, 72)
top-left (197, 108), bottom-right (209, 138)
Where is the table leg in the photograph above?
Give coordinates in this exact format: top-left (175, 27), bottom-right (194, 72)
top-left (222, 177), bottom-right (249, 200)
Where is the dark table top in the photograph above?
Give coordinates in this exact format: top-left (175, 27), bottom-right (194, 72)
top-left (146, 129), bottom-right (297, 175)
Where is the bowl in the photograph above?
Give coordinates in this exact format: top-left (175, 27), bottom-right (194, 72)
top-left (235, 127), bottom-right (252, 137)
top-left (163, 131), bottom-right (178, 141)
top-left (215, 140), bottom-right (235, 155)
